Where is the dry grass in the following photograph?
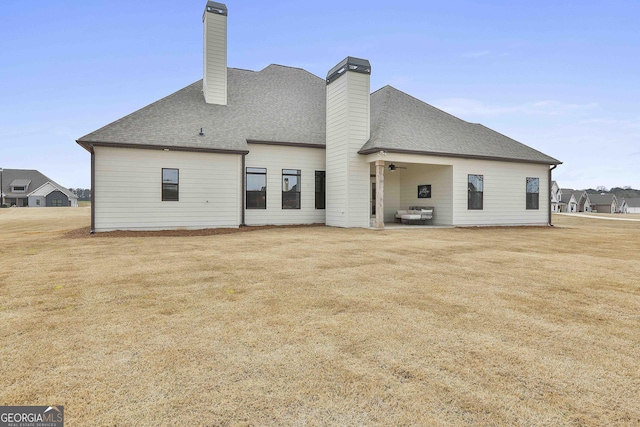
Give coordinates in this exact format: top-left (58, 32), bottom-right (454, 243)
top-left (1, 208), bottom-right (639, 426)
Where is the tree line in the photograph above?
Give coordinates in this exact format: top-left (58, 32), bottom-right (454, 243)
top-left (69, 188), bottom-right (91, 201)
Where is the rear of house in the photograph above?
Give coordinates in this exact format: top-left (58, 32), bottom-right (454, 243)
top-left (76, 1), bottom-right (560, 232)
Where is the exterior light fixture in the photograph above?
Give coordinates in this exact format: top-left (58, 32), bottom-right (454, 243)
top-left (199, 128), bottom-right (204, 136)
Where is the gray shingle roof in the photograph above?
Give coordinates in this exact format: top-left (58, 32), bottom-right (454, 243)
top-left (10, 179), bottom-right (32, 187)
top-left (1, 169), bottom-right (76, 199)
top-left (78, 66), bottom-right (560, 166)
top-left (77, 65), bottom-right (326, 153)
top-left (361, 86), bottom-right (560, 164)
top-left (588, 194), bottom-right (616, 205)
top-left (624, 198), bottom-right (640, 207)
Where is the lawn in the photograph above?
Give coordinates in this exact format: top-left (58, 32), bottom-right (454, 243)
top-left (1, 208), bottom-right (639, 426)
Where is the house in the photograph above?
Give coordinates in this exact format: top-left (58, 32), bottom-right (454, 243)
top-left (569, 191), bottom-right (592, 212)
top-left (558, 190), bottom-right (578, 213)
top-left (621, 198), bottom-right (640, 214)
top-left (588, 193), bottom-right (618, 213)
top-left (551, 181), bottom-right (561, 212)
top-left (76, 1), bottom-right (561, 233)
top-left (0, 169), bottom-right (78, 208)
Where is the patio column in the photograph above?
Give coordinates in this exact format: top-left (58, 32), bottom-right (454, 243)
top-left (375, 160), bottom-right (385, 229)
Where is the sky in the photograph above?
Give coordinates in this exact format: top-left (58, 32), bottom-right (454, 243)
top-left (1, 0), bottom-right (639, 190)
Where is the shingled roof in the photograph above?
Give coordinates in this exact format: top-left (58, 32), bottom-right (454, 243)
top-left (360, 86), bottom-right (560, 164)
top-left (77, 65), bottom-right (326, 153)
top-left (1, 169), bottom-right (76, 199)
top-left (78, 65), bottom-right (560, 166)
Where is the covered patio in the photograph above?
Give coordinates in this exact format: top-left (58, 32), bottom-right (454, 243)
top-left (367, 155), bottom-right (454, 229)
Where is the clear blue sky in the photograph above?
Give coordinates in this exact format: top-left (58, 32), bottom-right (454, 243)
top-left (1, 0), bottom-right (639, 190)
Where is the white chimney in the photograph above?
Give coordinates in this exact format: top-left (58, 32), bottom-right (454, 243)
top-left (325, 57), bottom-right (372, 228)
top-left (203, 1), bottom-right (228, 105)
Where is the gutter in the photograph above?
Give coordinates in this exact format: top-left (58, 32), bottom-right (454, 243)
top-left (548, 164), bottom-right (558, 226)
top-left (241, 153), bottom-right (246, 227)
top-left (90, 145), bottom-right (95, 234)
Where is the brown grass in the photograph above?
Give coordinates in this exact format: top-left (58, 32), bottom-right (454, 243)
top-left (1, 208), bottom-right (639, 426)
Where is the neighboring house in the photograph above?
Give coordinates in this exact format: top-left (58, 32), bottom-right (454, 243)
top-left (559, 191), bottom-right (578, 213)
top-left (588, 193), bottom-right (618, 213)
top-left (76, 1), bottom-right (561, 233)
top-left (0, 169), bottom-right (78, 207)
top-left (621, 198), bottom-right (640, 214)
top-left (551, 181), bottom-right (561, 213)
top-left (576, 192), bottom-right (592, 212)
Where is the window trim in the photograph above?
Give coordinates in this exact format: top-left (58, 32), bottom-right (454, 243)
top-left (162, 168), bottom-right (179, 201)
top-left (468, 174), bottom-right (484, 210)
top-left (526, 177), bottom-right (540, 210)
top-left (246, 167), bottom-right (267, 209)
top-left (282, 169), bottom-right (301, 209)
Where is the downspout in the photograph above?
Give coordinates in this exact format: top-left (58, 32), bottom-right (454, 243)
top-left (90, 145), bottom-right (96, 234)
top-left (548, 164), bottom-right (557, 226)
top-left (241, 153), bottom-right (246, 227)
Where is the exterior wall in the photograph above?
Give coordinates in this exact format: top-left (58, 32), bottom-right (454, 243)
top-left (245, 143), bottom-right (326, 225)
top-left (45, 190), bottom-right (69, 207)
top-left (28, 196), bottom-right (46, 207)
top-left (203, 9), bottom-right (227, 105)
top-left (628, 207), bottom-right (640, 214)
top-left (375, 171), bottom-right (400, 223)
top-left (326, 71), bottom-right (371, 228)
top-left (94, 146), bottom-right (241, 231)
top-left (398, 164), bottom-right (453, 225)
top-left (592, 203), bottom-right (615, 213)
top-left (452, 159), bottom-right (550, 226)
top-left (363, 152), bottom-right (550, 226)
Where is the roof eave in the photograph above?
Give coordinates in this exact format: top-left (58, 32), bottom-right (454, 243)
top-left (358, 147), bottom-right (562, 166)
top-left (76, 140), bottom-right (249, 155)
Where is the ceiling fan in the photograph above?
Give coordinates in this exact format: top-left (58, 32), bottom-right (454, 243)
top-left (388, 163), bottom-right (407, 171)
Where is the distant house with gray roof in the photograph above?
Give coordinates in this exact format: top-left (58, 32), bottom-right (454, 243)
top-left (0, 169), bottom-right (78, 208)
top-left (76, 1), bottom-right (561, 233)
top-left (588, 193), bottom-right (619, 213)
top-left (620, 198), bottom-right (640, 214)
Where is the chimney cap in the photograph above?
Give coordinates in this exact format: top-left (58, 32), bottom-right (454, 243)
top-left (205, 1), bottom-right (227, 16)
top-left (326, 56), bottom-right (371, 84)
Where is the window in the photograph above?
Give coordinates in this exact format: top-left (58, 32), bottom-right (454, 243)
top-left (12, 186), bottom-right (25, 193)
top-left (282, 169), bottom-right (301, 209)
top-left (51, 199), bottom-right (62, 207)
top-left (246, 168), bottom-right (266, 209)
top-left (36, 199), bottom-right (41, 206)
top-left (315, 171), bottom-right (325, 210)
top-left (162, 168), bottom-right (179, 201)
top-left (468, 174), bottom-right (483, 210)
top-left (526, 177), bottom-right (540, 210)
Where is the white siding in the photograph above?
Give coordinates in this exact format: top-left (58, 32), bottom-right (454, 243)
top-left (363, 152), bottom-right (551, 226)
top-left (326, 71), bottom-right (370, 228)
top-left (452, 159), bottom-right (549, 226)
top-left (203, 11), bottom-right (227, 105)
top-left (398, 164), bottom-right (454, 225)
top-left (245, 143), bottom-right (326, 225)
top-left (94, 146), bottom-right (240, 231)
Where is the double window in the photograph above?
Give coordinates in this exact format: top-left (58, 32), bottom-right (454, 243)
top-left (282, 169), bottom-right (301, 209)
top-left (526, 177), bottom-right (540, 210)
top-left (162, 168), bottom-right (179, 201)
top-left (468, 174), bottom-right (483, 210)
top-left (246, 168), bottom-right (267, 209)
